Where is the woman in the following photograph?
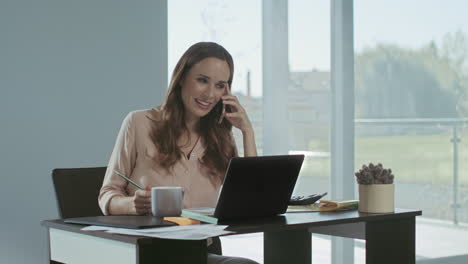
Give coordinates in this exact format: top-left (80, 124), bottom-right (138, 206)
top-left (99, 42), bottom-right (258, 264)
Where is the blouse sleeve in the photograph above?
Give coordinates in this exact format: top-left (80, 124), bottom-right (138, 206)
top-left (98, 112), bottom-right (137, 215)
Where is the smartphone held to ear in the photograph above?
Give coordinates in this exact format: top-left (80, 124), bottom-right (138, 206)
top-left (218, 85), bottom-right (229, 124)
top-left (218, 103), bottom-right (226, 124)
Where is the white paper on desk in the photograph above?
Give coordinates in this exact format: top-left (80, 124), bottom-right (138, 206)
top-left (80, 225), bottom-right (206, 233)
top-left (132, 224), bottom-right (224, 233)
top-left (103, 224), bottom-right (233, 240)
top-left (81, 225), bottom-right (116, 231)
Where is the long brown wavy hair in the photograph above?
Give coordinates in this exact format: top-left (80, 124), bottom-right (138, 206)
top-left (151, 42), bottom-right (237, 180)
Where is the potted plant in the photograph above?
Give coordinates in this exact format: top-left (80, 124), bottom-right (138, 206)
top-left (355, 163), bottom-right (395, 213)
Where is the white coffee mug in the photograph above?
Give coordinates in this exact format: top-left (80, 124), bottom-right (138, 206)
top-left (151, 186), bottom-right (184, 217)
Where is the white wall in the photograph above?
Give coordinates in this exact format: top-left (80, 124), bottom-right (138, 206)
top-left (0, 1), bottom-right (167, 262)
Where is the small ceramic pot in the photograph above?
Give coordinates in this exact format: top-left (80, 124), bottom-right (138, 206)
top-left (358, 184), bottom-right (395, 213)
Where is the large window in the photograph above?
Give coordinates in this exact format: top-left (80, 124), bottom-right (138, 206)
top-left (355, 0), bottom-right (468, 263)
top-left (170, 1), bottom-right (468, 263)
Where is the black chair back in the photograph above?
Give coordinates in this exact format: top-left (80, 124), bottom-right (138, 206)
top-left (52, 167), bottom-right (106, 218)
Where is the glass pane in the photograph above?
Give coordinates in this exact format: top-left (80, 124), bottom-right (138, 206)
top-left (170, 0), bottom-right (332, 262)
top-left (355, 0), bottom-right (468, 263)
top-left (288, 0), bottom-right (331, 197)
top-left (169, 0), bottom-right (262, 157)
top-left (169, 1), bottom-right (263, 262)
top-left (288, 1), bottom-right (331, 263)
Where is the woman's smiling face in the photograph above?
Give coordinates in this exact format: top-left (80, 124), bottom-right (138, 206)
top-left (180, 57), bottom-right (230, 121)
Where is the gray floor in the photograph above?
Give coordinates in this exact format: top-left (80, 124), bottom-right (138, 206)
top-left (220, 217), bottom-right (468, 264)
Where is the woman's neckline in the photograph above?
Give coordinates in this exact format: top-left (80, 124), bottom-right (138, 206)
top-left (184, 134), bottom-right (201, 160)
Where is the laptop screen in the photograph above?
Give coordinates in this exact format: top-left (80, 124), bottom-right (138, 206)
top-left (214, 154), bottom-right (304, 222)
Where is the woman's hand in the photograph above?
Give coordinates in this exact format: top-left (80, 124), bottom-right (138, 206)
top-left (221, 84), bottom-right (257, 157)
top-left (129, 189), bottom-right (152, 215)
top-left (221, 85), bottom-right (254, 134)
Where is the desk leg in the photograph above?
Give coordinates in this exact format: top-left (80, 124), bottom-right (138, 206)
top-left (138, 239), bottom-right (207, 264)
top-left (366, 217), bottom-right (416, 264)
top-left (264, 229), bottom-right (311, 264)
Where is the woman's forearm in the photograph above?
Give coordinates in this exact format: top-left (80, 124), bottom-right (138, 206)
top-left (108, 195), bottom-right (132, 215)
top-left (242, 128), bottom-right (257, 157)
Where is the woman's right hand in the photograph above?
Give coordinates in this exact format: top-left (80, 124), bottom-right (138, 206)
top-left (129, 189), bottom-right (151, 215)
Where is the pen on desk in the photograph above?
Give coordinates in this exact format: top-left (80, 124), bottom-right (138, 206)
top-left (113, 170), bottom-right (144, 190)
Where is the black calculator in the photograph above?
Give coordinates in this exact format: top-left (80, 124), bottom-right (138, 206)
top-left (289, 192), bottom-right (328, 205)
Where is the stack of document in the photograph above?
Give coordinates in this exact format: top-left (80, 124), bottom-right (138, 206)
top-left (82, 224), bottom-right (233, 240)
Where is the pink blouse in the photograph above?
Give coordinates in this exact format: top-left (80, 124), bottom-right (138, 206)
top-left (98, 107), bottom-right (234, 215)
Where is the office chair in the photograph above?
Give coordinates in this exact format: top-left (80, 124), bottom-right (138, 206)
top-left (52, 167), bottom-right (106, 218)
top-left (51, 166), bottom-right (222, 255)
